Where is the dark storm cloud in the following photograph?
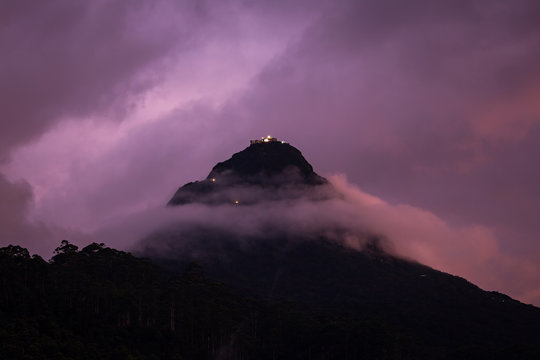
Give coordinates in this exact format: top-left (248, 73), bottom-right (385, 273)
top-left (0, 174), bottom-right (33, 234)
top-left (0, 173), bottom-right (89, 255)
top-left (0, 0), bottom-right (207, 158)
top-left (244, 0), bottom-right (540, 145)
top-left (0, 0), bottom-right (187, 253)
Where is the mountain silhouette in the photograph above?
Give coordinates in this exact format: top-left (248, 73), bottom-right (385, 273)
top-left (168, 137), bottom-right (333, 205)
top-left (138, 137), bottom-right (540, 358)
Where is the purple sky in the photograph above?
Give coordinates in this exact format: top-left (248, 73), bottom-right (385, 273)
top-left (2, 0), bottom-right (540, 305)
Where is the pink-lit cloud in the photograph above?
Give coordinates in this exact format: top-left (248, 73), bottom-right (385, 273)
top-left (91, 173), bottom-right (540, 305)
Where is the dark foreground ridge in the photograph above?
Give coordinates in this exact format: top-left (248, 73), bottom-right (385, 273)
top-left (168, 136), bottom-right (332, 205)
top-left (3, 241), bottom-right (540, 360)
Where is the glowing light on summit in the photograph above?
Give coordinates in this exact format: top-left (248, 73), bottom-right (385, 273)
top-left (250, 135), bottom-right (287, 145)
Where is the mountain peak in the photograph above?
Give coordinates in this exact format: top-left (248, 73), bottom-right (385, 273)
top-left (209, 138), bottom-right (325, 185)
top-left (168, 137), bottom-right (332, 206)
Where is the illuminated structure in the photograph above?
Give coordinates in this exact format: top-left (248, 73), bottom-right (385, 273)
top-left (250, 135), bottom-right (286, 144)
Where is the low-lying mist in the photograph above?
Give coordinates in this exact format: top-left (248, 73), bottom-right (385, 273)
top-left (92, 173), bottom-right (537, 302)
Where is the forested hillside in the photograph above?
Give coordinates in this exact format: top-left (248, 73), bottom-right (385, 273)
top-left (1, 242), bottom-right (411, 360)
top-left (3, 241), bottom-right (540, 359)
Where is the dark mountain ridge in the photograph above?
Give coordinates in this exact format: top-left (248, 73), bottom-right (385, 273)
top-left (168, 139), bottom-right (332, 206)
top-left (141, 228), bottom-right (540, 356)
top-left (139, 138), bottom-right (540, 358)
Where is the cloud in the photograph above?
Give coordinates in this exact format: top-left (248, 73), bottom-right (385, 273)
top-left (240, 0), bottom-right (540, 153)
top-left (3, 1), bottom-right (164, 157)
top-left (0, 173), bottom-right (89, 256)
top-left (91, 173), bottom-right (538, 305)
top-left (0, 0), bottom-right (219, 254)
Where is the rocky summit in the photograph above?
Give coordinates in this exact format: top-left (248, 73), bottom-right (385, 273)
top-left (168, 136), bottom-right (333, 205)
